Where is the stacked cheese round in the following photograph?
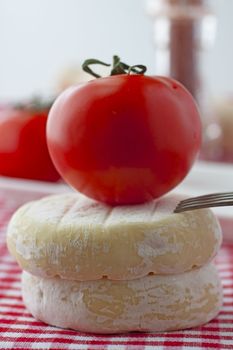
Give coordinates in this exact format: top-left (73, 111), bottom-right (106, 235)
top-left (7, 193), bottom-right (223, 334)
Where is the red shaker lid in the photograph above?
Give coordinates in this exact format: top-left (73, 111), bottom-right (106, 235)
top-left (167, 0), bottom-right (205, 5)
top-left (147, 0), bottom-right (210, 17)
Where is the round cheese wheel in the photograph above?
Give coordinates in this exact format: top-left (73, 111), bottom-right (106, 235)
top-left (22, 263), bottom-right (222, 334)
top-left (7, 193), bottom-right (222, 281)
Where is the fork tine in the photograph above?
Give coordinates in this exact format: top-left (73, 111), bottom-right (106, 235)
top-left (178, 192), bottom-right (233, 205)
top-left (174, 200), bottom-right (233, 213)
top-left (177, 196), bottom-right (233, 207)
top-left (176, 199), bottom-right (233, 210)
top-left (174, 192), bottom-right (233, 213)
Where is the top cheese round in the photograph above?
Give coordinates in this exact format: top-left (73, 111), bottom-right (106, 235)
top-left (7, 193), bottom-right (222, 281)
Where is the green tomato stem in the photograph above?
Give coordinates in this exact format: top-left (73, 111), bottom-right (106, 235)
top-left (82, 55), bottom-right (147, 79)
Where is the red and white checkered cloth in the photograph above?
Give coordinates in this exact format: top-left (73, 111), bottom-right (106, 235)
top-left (1, 190), bottom-right (233, 350)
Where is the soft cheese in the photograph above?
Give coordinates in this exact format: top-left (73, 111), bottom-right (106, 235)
top-left (22, 263), bottom-right (222, 334)
top-left (7, 193), bottom-right (222, 281)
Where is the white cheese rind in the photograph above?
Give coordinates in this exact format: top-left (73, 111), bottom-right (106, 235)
top-left (22, 263), bottom-right (222, 334)
top-left (7, 193), bottom-right (222, 281)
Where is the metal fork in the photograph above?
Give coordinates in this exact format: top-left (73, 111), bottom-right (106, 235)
top-left (174, 192), bottom-right (233, 213)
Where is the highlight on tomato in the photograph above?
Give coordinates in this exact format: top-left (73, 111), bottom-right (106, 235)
top-left (47, 56), bottom-right (201, 205)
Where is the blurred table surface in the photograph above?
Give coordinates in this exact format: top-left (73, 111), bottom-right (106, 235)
top-left (0, 160), bottom-right (233, 349)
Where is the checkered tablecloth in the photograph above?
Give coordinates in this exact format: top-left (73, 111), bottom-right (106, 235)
top-left (1, 190), bottom-right (233, 350)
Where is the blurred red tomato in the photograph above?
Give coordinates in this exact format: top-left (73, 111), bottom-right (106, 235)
top-left (0, 104), bottom-right (60, 182)
top-left (47, 75), bottom-right (201, 204)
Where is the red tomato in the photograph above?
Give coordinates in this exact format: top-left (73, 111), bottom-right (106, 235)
top-left (0, 106), bottom-right (60, 182)
top-left (47, 75), bottom-right (201, 204)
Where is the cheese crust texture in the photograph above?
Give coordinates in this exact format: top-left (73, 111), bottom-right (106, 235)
top-left (7, 193), bottom-right (222, 281)
top-left (22, 264), bottom-right (222, 334)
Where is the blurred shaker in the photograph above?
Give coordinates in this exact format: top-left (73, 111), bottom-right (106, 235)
top-left (147, 0), bottom-right (221, 160)
top-left (147, 0), bottom-right (216, 104)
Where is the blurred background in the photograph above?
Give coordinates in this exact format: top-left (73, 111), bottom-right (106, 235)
top-left (0, 0), bottom-right (233, 99)
top-left (1, 0), bottom-right (233, 183)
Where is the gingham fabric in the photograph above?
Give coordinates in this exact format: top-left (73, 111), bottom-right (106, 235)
top-left (0, 190), bottom-right (233, 350)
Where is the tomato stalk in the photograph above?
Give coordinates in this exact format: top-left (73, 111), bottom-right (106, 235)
top-left (82, 55), bottom-right (147, 79)
top-left (14, 96), bottom-right (55, 113)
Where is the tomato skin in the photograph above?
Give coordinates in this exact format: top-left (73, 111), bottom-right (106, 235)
top-left (47, 75), bottom-right (201, 204)
top-left (0, 108), bottom-right (60, 182)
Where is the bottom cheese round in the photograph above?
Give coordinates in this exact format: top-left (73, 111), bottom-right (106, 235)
top-left (22, 263), bottom-right (222, 334)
